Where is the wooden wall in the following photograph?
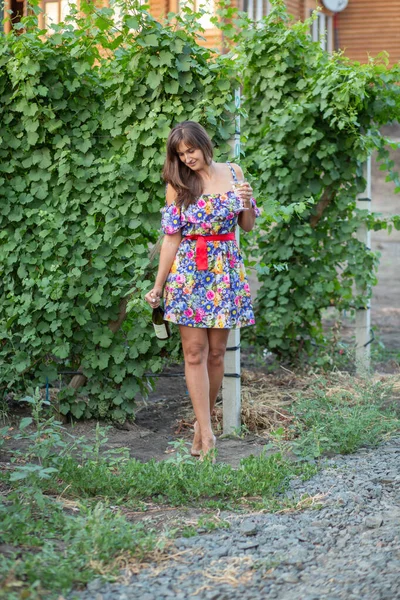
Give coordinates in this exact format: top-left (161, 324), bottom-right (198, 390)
top-left (286, 0), bottom-right (302, 21)
top-left (149, 0), bottom-right (170, 21)
top-left (337, 0), bottom-right (400, 65)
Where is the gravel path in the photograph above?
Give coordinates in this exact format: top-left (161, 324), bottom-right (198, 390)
top-left (73, 437), bottom-right (400, 600)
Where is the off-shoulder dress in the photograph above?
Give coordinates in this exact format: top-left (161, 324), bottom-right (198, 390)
top-left (160, 163), bottom-right (260, 329)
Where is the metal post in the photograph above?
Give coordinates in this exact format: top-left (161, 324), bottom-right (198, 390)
top-left (319, 13), bottom-right (326, 51)
top-left (255, 0), bottom-right (263, 22)
top-left (247, 0), bottom-right (254, 21)
top-left (222, 88), bottom-right (241, 435)
top-left (355, 156), bottom-right (372, 375)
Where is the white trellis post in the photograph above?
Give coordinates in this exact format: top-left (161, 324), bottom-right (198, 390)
top-left (355, 156), bottom-right (372, 375)
top-left (222, 88), bottom-right (242, 435)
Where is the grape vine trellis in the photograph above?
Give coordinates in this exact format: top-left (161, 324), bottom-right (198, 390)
top-left (0, 0), bottom-right (238, 421)
top-left (240, 1), bottom-right (400, 364)
top-left (1, 0), bottom-right (400, 421)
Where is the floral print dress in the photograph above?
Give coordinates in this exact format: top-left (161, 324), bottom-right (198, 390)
top-left (161, 164), bottom-right (260, 329)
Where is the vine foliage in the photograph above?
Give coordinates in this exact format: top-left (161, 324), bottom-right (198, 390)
top-left (0, 1), bottom-right (237, 420)
top-left (240, 0), bottom-right (400, 363)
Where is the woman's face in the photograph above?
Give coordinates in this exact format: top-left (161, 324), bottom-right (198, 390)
top-left (176, 141), bottom-right (206, 171)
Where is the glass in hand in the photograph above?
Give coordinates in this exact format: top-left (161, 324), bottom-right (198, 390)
top-left (231, 178), bottom-right (250, 210)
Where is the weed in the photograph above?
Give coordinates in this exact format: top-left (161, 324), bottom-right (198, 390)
top-left (11, 387), bottom-right (74, 468)
top-left (253, 555), bottom-right (284, 575)
top-left (181, 515), bottom-right (231, 537)
top-left (220, 423), bottom-right (252, 439)
top-left (0, 395), bottom-right (8, 423)
top-left (56, 448), bottom-right (304, 509)
top-left (0, 498), bottom-right (159, 600)
top-left (288, 376), bottom-right (400, 458)
top-left (195, 515), bottom-right (231, 533)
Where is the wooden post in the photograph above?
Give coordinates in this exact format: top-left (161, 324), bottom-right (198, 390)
top-left (355, 156), bottom-right (372, 375)
top-left (222, 88), bottom-right (241, 435)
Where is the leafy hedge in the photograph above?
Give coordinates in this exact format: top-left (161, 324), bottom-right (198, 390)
top-left (241, 1), bottom-right (400, 363)
top-left (0, 1), bottom-right (237, 420)
top-left (2, 0), bottom-right (400, 421)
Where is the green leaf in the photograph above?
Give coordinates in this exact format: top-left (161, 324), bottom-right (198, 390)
top-left (146, 71), bottom-right (163, 89)
top-left (74, 61), bottom-right (91, 75)
top-left (176, 55), bottom-right (192, 72)
top-left (89, 290), bottom-right (102, 304)
top-left (125, 15), bottom-right (139, 29)
top-left (165, 80), bottom-right (179, 94)
top-left (10, 471), bottom-right (28, 481)
top-left (99, 334), bottom-right (113, 348)
top-left (112, 346), bottom-right (127, 364)
top-left (27, 131), bottom-right (39, 146)
top-left (142, 34), bottom-right (159, 47)
top-left (54, 343), bottom-right (70, 360)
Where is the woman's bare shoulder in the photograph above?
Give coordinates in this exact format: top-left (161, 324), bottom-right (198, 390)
top-left (229, 162), bottom-right (244, 179)
top-left (214, 160), bottom-right (244, 178)
top-left (165, 182), bottom-right (178, 206)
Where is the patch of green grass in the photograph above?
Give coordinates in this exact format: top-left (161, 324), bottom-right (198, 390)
top-left (0, 445), bottom-right (313, 599)
top-left (287, 376), bottom-right (400, 458)
top-left (56, 448), bottom-right (310, 508)
top-left (0, 495), bottom-right (160, 600)
top-left (0, 388), bottom-right (317, 599)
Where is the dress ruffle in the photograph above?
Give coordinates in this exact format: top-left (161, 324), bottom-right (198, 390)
top-left (160, 203), bottom-right (186, 235)
top-left (160, 191), bottom-right (260, 236)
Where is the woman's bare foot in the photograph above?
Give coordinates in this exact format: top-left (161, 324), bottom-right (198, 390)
top-left (200, 434), bottom-right (216, 463)
top-left (191, 421), bottom-right (202, 457)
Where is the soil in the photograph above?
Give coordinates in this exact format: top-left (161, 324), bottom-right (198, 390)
top-left (2, 363), bottom-right (270, 468)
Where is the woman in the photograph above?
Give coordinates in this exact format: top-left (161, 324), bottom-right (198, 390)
top-left (145, 121), bottom-right (259, 460)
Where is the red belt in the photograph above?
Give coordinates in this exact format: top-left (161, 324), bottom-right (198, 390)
top-left (184, 232), bottom-right (236, 271)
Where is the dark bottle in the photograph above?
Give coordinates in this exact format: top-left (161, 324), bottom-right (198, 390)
top-left (152, 306), bottom-right (171, 340)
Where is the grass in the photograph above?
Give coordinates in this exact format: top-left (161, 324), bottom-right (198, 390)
top-left (56, 449), bottom-right (314, 508)
top-left (1, 374), bottom-right (399, 599)
top-left (0, 498), bottom-right (160, 600)
top-left (287, 375), bottom-right (400, 458)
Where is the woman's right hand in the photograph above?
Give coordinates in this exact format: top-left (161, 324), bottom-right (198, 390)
top-left (145, 285), bottom-right (163, 309)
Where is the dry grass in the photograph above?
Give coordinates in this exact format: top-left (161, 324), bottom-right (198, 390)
top-left (179, 368), bottom-right (400, 438)
top-left (212, 368), bottom-right (308, 435)
top-left (177, 555), bottom-right (255, 594)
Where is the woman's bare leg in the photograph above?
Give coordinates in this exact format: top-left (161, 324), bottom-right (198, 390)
top-left (207, 329), bottom-right (230, 414)
top-left (179, 326), bottom-right (214, 455)
top-left (190, 329), bottom-right (230, 456)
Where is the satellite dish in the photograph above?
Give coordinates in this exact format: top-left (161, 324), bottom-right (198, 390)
top-left (322, 0), bottom-right (348, 11)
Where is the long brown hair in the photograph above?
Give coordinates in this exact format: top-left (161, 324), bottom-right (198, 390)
top-left (162, 121), bottom-right (214, 208)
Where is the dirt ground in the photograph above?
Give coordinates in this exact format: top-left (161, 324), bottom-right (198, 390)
top-left (49, 366), bottom-right (272, 468)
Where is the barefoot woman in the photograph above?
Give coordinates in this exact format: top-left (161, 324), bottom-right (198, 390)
top-left (145, 121), bottom-right (259, 459)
